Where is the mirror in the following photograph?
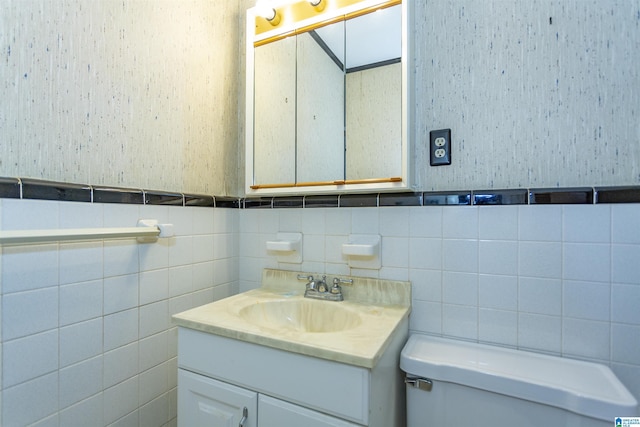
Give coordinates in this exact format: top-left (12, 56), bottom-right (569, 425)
top-left (246, 0), bottom-right (412, 194)
top-left (345, 6), bottom-right (402, 180)
top-left (297, 22), bottom-right (346, 183)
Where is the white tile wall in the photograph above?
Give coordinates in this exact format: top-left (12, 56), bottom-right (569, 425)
top-left (3, 199), bottom-right (639, 426)
top-left (0, 199), bottom-right (239, 426)
top-left (238, 203), bottom-right (640, 403)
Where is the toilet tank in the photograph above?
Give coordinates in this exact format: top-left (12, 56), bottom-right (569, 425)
top-left (400, 335), bottom-right (638, 427)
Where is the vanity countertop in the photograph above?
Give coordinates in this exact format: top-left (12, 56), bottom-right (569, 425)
top-left (172, 269), bottom-right (411, 369)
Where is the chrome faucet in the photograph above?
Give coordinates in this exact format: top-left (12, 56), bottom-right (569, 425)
top-left (297, 274), bottom-right (350, 302)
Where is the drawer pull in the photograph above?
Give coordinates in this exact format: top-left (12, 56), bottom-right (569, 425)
top-left (239, 406), bottom-right (248, 427)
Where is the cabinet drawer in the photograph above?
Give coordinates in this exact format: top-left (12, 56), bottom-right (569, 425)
top-left (178, 328), bottom-right (370, 424)
top-left (259, 394), bottom-right (361, 426)
top-left (178, 369), bottom-right (257, 427)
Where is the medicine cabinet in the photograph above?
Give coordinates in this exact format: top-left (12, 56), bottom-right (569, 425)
top-left (245, 0), bottom-right (414, 195)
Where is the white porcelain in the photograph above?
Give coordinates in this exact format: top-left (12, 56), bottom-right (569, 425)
top-left (3, 330), bottom-right (58, 388)
top-left (479, 240), bottom-right (518, 275)
top-left (381, 236), bottom-right (408, 268)
top-left (562, 318), bottom-right (610, 360)
top-left (478, 274), bottom-right (517, 310)
top-left (408, 238), bottom-right (440, 270)
top-left (518, 241), bottom-right (562, 279)
top-left (168, 235), bottom-right (193, 267)
top-left (139, 300), bottom-right (169, 339)
top-left (266, 232), bottom-right (302, 263)
top-left (58, 241), bottom-right (103, 285)
top-left (612, 284), bottom-right (640, 325)
top-left (1, 244), bottom-right (59, 293)
top-left (409, 206), bottom-right (442, 238)
top-left (563, 205), bottom-right (611, 243)
top-left (612, 204), bottom-right (640, 244)
top-left (442, 239), bottom-right (478, 273)
top-left (59, 280), bottom-right (103, 326)
top-left (518, 312), bottom-right (562, 354)
top-left (478, 308), bottom-right (518, 346)
top-left (478, 205), bottom-right (518, 240)
top-left (343, 234), bottom-right (381, 269)
top-left (103, 376), bottom-right (139, 425)
top-left (103, 239), bottom-right (139, 278)
top-left (2, 287), bottom-right (58, 340)
top-left (563, 242), bottom-right (610, 282)
top-left (380, 207), bottom-right (409, 237)
top-left (103, 343), bottom-right (138, 390)
top-left (518, 205), bottom-right (562, 242)
top-left (612, 244), bottom-right (640, 285)
top-left (139, 331), bottom-right (169, 372)
top-left (518, 277), bottom-right (562, 316)
top-left (442, 206), bottom-right (478, 239)
top-left (402, 335), bottom-right (638, 426)
top-left (103, 274), bottom-right (139, 314)
top-left (59, 318), bottom-right (102, 368)
top-left (563, 280), bottom-right (610, 321)
top-left (140, 268), bottom-right (169, 305)
top-left (443, 271), bottom-right (478, 306)
top-left (59, 356), bottom-right (103, 409)
top-left (351, 208), bottom-right (379, 235)
top-left (59, 394), bottom-right (103, 427)
top-left (2, 372), bottom-right (58, 426)
top-left (139, 362), bottom-right (168, 407)
top-left (104, 309), bottom-right (138, 352)
top-left (611, 323), bottom-right (640, 365)
top-left (140, 393), bottom-right (170, 427)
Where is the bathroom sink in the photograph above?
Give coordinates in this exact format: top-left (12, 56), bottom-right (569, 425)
top-left (172, 269), bottom-right (411, 368)
top-left (239, 299), bottom-right (362, 333)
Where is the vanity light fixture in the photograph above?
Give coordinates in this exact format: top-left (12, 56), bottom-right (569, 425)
top-left (256, 0), bottom-right (326, 26)
top-left (309, 0), bottom-right (325, 12)
top-left (256, 0), bottom-right (281, 25)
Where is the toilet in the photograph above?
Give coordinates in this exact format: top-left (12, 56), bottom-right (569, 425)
top-left (401, 335), bottom-right (638, 427)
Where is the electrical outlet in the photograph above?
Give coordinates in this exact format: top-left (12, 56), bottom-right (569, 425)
top-left (430, 129), bottom-right (451, 166)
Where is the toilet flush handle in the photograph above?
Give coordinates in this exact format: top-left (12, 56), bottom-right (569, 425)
top-left (405, 376), bottom-right (433, 392)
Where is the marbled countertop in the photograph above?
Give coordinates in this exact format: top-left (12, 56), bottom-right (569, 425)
top-left (172, 269), bottom-right (411, 368)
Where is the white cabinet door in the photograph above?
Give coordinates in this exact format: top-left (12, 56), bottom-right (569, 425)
top-left (178, 369), bottom-right (258, 427)
top-left (259, 394), bottom-right (361, 427)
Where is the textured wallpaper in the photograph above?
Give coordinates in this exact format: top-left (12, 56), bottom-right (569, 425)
top-left (1, 0), bottom-right (241, 195)
top-left (2, 1), bottom-right (639, 195)
top-left (414, 0), bottom-right (640, 190)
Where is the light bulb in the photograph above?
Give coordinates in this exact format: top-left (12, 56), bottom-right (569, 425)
top-left (256, 0), bottom-right (277, 21)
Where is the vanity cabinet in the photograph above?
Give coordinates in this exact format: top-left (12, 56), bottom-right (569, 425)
top-left (177, 327), bottom-right (407, 427)
top-left (179, 369), bottom-right (358, 427)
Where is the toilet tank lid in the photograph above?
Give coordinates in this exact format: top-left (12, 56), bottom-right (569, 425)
top-left (400, 335), bottom-right (638, 421)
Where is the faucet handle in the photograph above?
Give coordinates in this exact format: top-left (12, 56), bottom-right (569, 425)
top-left (316, 275), bottom-right (328, 292)
top-left (332, 277), bottom-right (353, 285)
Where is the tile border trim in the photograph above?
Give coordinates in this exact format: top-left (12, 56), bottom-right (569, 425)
top-left (1, 177), bottom-right (640, 208)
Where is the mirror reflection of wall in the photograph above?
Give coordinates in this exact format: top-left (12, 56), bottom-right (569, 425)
top-left (346, 62), bottom-right (401, 180)
top-left (346, 5), bottom-right (402, 180)
top-left (297, 22), bottom-right (345, 183)
top-left (254, 35), bottom-right (296, 185)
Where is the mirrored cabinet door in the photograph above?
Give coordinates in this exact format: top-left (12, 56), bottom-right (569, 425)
top-left (296, 21), bottom-right (346, 183)
top-left (254, 35), bottom-right (296, 185)
top-left (345, 5), bottom-right (402, 180)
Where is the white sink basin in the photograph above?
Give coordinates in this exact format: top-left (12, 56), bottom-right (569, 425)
top-left (239, 299), bottom-right (362, 333)
top-left (172, 269), bottom-right (411, 368)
